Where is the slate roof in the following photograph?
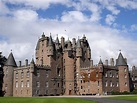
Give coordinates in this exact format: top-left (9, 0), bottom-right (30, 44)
top-left (98, 58), bottom-right (103, 64)
top-left (76, 39), bottom-right (81, 48)
top-left (48, 35), bottom-right (53, 46)
top-left (5, 52), bottom-right (17, 67)
top-left (116, 52), bottom-right (127, 66)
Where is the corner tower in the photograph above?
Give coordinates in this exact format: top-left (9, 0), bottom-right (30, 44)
top-left (116, 52), bottom-right (130, 92)
top-left (3, 52), bottom-right (17, 96)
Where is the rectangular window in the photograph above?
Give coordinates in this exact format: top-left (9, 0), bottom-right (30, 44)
top-left (105, 73), bottom-right (107, 77)
top-left (37, 71), bottom-right (40, 77)
top-left (116, 82), bottom-right (119, 87)
top-left (116, 73), bottom-right (118, 78)
top-left (125, 74), bottom-right (127, 78)
top-left (88, 73), bottom-right (90, 78)
top-left (46, 72), bottom-right (49, 77)
top-left (45, 82), bottom-right (48, 88)
top-left (21, 81), bottom-right (23, 87)
top-left (27, 71), bottom-right (30, 78)
top-left (96, 72), bottom-right (98, 77)
top-left (135, 76), bottom-right (137, 80)
top-left (124, 68), bottom-right (127, 72)
top-left (21, 72), bottom-right (24, 78)
top-left (36, 81), bottom-right (40, 87)
top-left (16, 73), bottom-right (18, 78)
top-left (15, 81), bottom-right (18, 88)
top-left (58, 83), bottom-right (60, 87)
top-left (110, 72), bottom-right (112, 77)
top-left (105, 81), bottom-right (108, 87)
top-left (98, 81), bottom-right (99, 87)
top-left (110, 81), bottom-right (112, 87)
top-left (27, 80), bottom-right (30, 87)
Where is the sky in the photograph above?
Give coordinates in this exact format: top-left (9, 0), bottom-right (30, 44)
top-left (0, 0), bottom-right (137, 69)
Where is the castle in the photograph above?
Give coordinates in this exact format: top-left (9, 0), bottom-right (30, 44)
top-left (2, 33), bottom-right (137, 97)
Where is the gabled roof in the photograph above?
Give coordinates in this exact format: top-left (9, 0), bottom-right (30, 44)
top-left (116, 52), bottom-right (127, 66)
top-left (5, 52), bottom-right (17, 67)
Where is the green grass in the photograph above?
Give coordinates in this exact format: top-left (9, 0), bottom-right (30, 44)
top-left (109, 95), bottom-right (137, 101)
top-left (0, 97), bottom-right (96, 103)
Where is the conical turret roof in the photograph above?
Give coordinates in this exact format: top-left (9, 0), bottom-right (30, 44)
top-left (76, 39), bottom-right (81, 48)
top-left (116, 52), bottom-right (127, 66)
top-left (48, 35), bottom-right (53, 46)
top-left (5, 52), bottom-right (17, 67)
top-left (98, 58), bottom-right (103, 65)
top-left (55, 36), bottom-right (59, 44)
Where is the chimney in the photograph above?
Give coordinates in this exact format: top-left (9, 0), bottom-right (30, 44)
top-left (61, 36), bottom-right (65, 49)
top-left (19, 61), bottom-right (21, 67)
top-left (72, 38), bottom-right (76, 48)
top-left (25, 59), bottom-right (28, 66)
top-left (110, 58), bottom-right (114, 66)
top-left (105, 59), bottom-right (108, 66)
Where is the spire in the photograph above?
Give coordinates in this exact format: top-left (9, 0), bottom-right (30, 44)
top-left (55, 34), bottom-right (59, 44)
top-left (5, 52), bottom-right (17, 67)
top-left (98, 58), bottom-right (103, 65)
top-left (116, 52), bottom-right (127, 66)
top-left (31, 58), bottom-right (35, 64)
top-left (48, 35), bottom-right (53, 46)
top-left (76, 38), bottom-right (81, 48)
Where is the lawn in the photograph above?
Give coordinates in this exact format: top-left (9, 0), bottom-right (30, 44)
top-left (0, 97), bottom-right (96, 103)
top-left (109, 95), bottom-right (137, 101)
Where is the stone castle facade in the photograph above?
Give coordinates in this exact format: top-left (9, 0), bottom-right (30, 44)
top-left (2, 33), bottom-right (137, 97)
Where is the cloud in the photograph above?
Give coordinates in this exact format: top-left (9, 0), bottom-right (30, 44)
top-left (0, 0), bottom-right (137, 69)
top-left (106, 5), bottom-right (120, 15)
top-left (3, 0), bottom-right (70, 10)
top-left (61, 11), bottom-right (88, 22)
top-left (105, 14), bottom-right (116, 25)
top-left (130, 24), bottom-right (137, 31)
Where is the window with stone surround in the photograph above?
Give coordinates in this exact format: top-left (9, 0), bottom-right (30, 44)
top-left (27, 71), bottom-right (30, 78)
top-left (15, 81), bottom-right (18, 88)
top-left (124, 74), bottom-right (127, 78)
top-left (21, 81), bottom-right (23, 87)
top-left (27, 80), bottom-right (30, 87)
top-left (105, 81), bottom-right (108, 87)
top-left (124, 68), bottom-right (127, 72)
top-left (16, 73), bottom-right (18, 79)
top-left (21, 72), bottom-right (24, 78)
top-left (37, 71), bottom-right (40, 77)
top-left (45, 82), bottom-right (48, 88)
top-left (36, 81), bottom-right (40, 87)
top-left (96, 72), bottom-right (98, 77)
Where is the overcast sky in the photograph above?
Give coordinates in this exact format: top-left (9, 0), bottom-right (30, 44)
top-left (0, 0), bottom-right (137, 68)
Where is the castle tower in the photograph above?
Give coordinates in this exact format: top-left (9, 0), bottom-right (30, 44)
top-left (75, 38), bottom-right (82, 95)
top-left (3, 52), bottom-right (17, 96)
top-left (63, 39), bottom-right (75, 95)
top-left (35, 32), bottom-right (49, 65)
top-left (97, 59), bottom-right (103, 94)
top-left (116, 52), bottom-right (130, 92)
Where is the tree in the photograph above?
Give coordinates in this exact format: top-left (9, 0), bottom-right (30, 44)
top-left (0, 52), bottom-right (7, 96)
